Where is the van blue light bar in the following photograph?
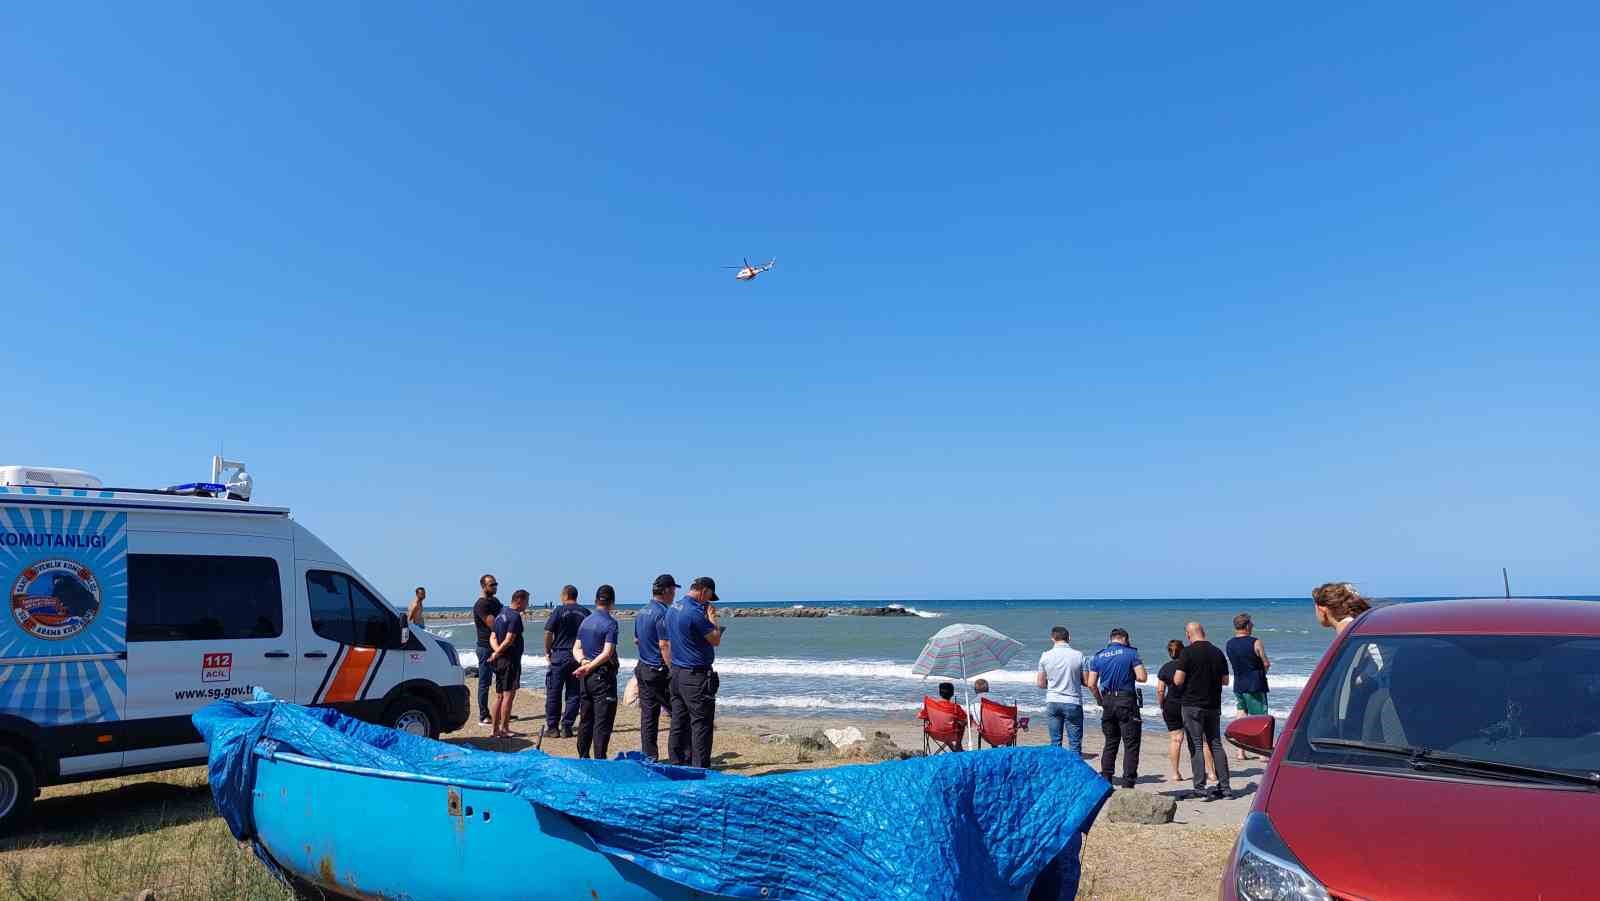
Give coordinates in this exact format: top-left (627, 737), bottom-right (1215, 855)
top-left (166, 482), bottom-right (227, 494)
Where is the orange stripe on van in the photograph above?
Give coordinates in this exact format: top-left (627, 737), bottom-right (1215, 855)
top-left (323, 647), bottom-right (377, 703)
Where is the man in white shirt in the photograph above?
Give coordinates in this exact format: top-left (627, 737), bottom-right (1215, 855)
top-left (1035, 626), bottom-right (1087, 752)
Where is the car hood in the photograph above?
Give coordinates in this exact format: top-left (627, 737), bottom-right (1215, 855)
top-left (1267, 762), bottom-right (1597, 901)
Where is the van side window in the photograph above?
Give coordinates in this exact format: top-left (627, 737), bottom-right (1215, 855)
top-left (349, 579), bottom-right (395, 647)
top-left (306, 570), bottom-right (403, 649)
top-left (307, 570), bottom-right (354, 645)
top-left (128, 554), bottom-right (283, 642)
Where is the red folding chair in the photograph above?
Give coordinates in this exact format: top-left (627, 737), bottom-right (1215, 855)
top-left (918, 696), bottom-right (968, 754)
top-left (976, 696), bottom-right (1028, 748)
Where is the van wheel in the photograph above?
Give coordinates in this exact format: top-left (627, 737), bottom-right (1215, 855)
top-left (0, 746), bottom-right (37, 834)
top-left (385, 697), bottom-right (440, 739)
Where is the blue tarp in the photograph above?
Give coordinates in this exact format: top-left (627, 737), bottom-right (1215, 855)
top-left (195, 695), bottom-right (1110, 900)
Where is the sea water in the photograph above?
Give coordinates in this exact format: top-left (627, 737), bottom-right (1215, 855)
top-left (428, 597), bottom-right (1334, 725)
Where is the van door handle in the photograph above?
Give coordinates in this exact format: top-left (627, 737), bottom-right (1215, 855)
top-left (304, 651), bottom-right (328, 659)
top-left (264, 651), bottom-right (291, 659)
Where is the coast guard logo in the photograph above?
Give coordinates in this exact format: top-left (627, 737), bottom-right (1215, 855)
top-left (10, 558), bottom-right (101, 641)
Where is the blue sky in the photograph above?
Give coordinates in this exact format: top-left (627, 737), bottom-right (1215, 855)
top-left (3, 3), bottom-right (1596, 602)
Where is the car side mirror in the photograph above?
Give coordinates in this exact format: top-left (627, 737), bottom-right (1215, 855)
top-left (1225, 714), bottom-right (1275, 755)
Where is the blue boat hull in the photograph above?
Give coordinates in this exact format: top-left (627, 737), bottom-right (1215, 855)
top-left (196, 699), bottom-right (1103, 900)
top-left (251, 748), bottom-right (736, 900)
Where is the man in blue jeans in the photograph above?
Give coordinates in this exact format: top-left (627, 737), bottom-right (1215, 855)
top-left (1035, 626), bottom-right (1087, 752)
top-left (471, 574), bottom-right (503, 725)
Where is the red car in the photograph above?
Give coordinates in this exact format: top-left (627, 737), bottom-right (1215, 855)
top-left (1220, 598), bottom-right (1600, 901)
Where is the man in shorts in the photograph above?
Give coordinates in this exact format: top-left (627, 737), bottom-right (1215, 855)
top-left (487, 589), bottom-right (529, 738)
top-left (1225, 613), bottom-right (1271, 760)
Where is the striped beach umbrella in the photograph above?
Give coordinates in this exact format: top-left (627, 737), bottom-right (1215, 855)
top-left (911, 623), bottom-right (1025, 681)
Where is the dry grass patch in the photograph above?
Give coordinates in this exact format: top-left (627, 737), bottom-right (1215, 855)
top-left (0, 768), bottom-right (292, 901)
top-left (1078, 822), bottom-right (1239, 901)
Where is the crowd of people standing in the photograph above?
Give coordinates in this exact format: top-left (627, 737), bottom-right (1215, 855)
top-left (1033, 581), bottom-right (1374, 798)
top-left (465, 572), bottom-right (727, 767)
top-left (432, 576), bottom-right (1372, 785)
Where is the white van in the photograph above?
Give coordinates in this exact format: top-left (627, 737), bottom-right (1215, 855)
top-left (0, 460), bottom-right (468, 831)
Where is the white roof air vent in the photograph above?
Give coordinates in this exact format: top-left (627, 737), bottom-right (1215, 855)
top-left (0, 466), bottom-right (104, 489)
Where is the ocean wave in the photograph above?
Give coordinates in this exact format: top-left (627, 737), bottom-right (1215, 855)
top-left (708, 657), bottom-right (1044, 683)
top-left (716, 694), bottom-right (1300, 720)
top-left (455, 649), bottom-right (1312, 694)
top-left (884, 604), bottom-right (944, 619)
top-left (451, 651), bottom-right (1303, 720)
top-left (717, 696), bottom-right (928, 712)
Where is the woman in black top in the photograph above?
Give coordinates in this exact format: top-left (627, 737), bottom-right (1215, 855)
top-left (1156, 639), bottom-right (1213, 784)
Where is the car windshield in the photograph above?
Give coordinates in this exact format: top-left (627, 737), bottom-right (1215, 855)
top-left (1288, 634), bottom-right (1600, 778)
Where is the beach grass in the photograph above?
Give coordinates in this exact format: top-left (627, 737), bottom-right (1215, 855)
top-left (0, 767), bottom-right (292, 901)
top-left (1079, 823), bottom-right (1238, 900)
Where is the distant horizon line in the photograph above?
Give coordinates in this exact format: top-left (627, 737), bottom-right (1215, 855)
top-left (421, 593), bottom-right (1600, 608)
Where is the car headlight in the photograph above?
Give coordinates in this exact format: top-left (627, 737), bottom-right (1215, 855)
top-left (1234, 812), bottom-right (1329, 901)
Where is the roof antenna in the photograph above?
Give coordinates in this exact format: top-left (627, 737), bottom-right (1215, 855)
top-left (1502, 567), bottom-right (1511, 599)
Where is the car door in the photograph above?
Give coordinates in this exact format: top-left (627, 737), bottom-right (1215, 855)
top-left (122, 530), bottom-right (296, 767)
top-left (294, 565), bottom-right (408, 720)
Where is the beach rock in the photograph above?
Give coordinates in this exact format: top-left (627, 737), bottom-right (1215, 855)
top-left (840, 732), bottom-right (915, 761)
top-left (796, 729), bottom-right (835, 752)
top-left (823, 727), bottom-right (866, 748)
top-left (795, 746), bottom-right (835, 764)
top-left (760, 729), bottom-right (837, 757)
top-left (727, 606), bottom-right (917, 618)
top-left (1103, 789), bottom-right (1177, 825)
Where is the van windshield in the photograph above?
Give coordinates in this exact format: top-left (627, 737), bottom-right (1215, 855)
top-left (1288, 635), bottom-right (1600, 778)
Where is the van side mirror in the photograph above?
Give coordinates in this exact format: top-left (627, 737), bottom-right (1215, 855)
top-left (1225, 715), bottom-right (1275, 755)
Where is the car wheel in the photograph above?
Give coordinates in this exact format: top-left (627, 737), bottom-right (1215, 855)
top-left (0, 746), bottom-right (37, 834)
top-left (385, 697), bottom-right (440, 739)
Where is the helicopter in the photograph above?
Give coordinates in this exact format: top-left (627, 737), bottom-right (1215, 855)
top-left (725, 258), bottom-right (776, 282)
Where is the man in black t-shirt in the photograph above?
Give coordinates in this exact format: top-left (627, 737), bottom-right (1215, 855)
top-left (1173, 621), bottom-right (1233, 800)
top-left (472, 574), bottom-right (503, 726)
top-left (488, 589), bottom-right (528, 737)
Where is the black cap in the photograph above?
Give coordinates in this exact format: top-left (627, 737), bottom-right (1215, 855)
top-left (690, 576), bottom-right (718, 602)
top-left (1109, 627), bottom-right (1130, 641)
top-left (595, 584), bottom-right (616, 605)
top-left (652, 574), bottom-right (680, 592)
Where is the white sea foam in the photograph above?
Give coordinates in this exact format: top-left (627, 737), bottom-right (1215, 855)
top-left (717, 696), bottom-right (928, 712)
top-left (454, 649), bottom-right (1312, 694)
top-left (716, 694), bottom-right (1298, 721)
top-left (882, 604), bottom-right (944, 619)
top-left (698, 657), bottom-right (1045, 684)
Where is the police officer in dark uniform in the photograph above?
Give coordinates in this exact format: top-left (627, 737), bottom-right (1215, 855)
top-left (543, 584), bottom-right (590, 737)
top-left (1085, 627), bottom-right (1148, 788)
top-left (633, 574), bottom-right (678, 761)
top-left (665, 576), bottom-right (724, 768)
top-left (573, 585), bottom-right (621, 759)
